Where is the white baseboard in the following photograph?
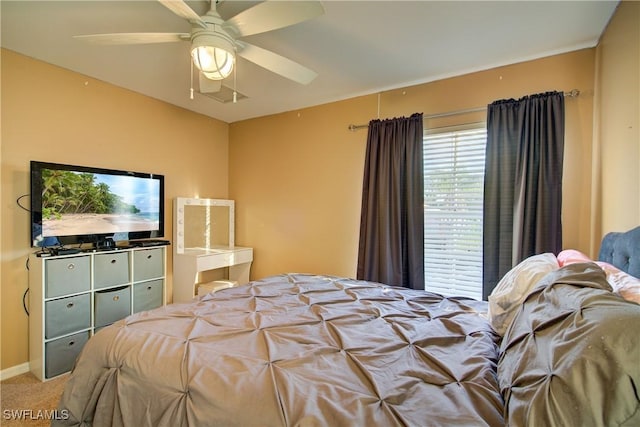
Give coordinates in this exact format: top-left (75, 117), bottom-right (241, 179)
top-left (0, 362), bottom-right (30, 381)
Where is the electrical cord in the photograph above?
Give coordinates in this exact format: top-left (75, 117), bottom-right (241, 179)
top-left (20, 194), bottom-right (38, 315)
top-left (23, 257), bottom-right (30, 315)
top-left (16, 194), bottom-right (30, 212)
top-left (23, 288), bottom-right (29, 316)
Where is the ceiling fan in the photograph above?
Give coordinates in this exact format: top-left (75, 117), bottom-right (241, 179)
top-left (74, 0), bottom-right (324, 98)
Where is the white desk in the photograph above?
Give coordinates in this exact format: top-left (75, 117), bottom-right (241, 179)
top-left (172, 246), bottom-right (253, 303)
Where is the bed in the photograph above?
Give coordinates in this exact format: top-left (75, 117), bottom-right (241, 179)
top-left (54, 228), bottom-right (640, 427)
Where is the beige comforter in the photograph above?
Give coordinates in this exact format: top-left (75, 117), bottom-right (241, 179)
top-left (54, 273), bottom-right (503, 426)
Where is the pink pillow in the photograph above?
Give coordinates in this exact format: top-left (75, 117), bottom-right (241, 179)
top-left (596, 261), bottom-right (640, 304)
top-left (557, 249), bottom-right (592, 266)
top-left (557, 250), bottom-right (639, 304)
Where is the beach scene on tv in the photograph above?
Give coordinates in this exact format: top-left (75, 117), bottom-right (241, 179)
top-left (39, 169), bottom-right (160, 239)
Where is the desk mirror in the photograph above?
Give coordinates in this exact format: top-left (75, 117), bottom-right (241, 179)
top-left (174, 198), bottom-right (234, 254)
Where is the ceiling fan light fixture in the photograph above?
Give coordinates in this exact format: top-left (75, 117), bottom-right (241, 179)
top-left (191, 33), bottom-right (235, 80)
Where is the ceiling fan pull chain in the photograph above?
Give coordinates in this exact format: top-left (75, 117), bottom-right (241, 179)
top-left (190, 60), bottom-right (194, 100)
top-left (233, 58), bottom-right (237, 104)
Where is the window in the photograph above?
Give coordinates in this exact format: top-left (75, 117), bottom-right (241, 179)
top-left (423, 126), bottom-right (486, 300)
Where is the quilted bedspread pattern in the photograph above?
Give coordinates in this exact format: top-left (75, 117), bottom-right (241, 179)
top-left (55, 274), bottom-right (503, 427)
top-left (498, 263), bottom-right (640, 427)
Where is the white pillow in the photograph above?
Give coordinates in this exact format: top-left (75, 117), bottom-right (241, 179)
top-left (488, 253), bottom-right (559, 336)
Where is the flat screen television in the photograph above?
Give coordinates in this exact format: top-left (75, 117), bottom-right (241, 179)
top-left (30, 161), bottom-right (165, 248)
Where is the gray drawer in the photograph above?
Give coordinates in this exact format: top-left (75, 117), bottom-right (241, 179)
top-left (133, 280), bottom-right (164, 313)
top-left (133, 248), bottom-right (164, 282)
top-left (45, 331), bottom-right (89, 378)
top-left (94, 252), bottom-right (130, 289)
top-left (45, 256), bottom-right (91, 298)
top-left (45, 293), bottom-right (91, 339)
top-left (94, 286), bottom-right (131, 328)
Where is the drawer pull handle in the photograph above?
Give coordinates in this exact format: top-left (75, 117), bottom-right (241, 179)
top-left (147, 286), bottom-right (152, 290)
top-left (111, 259), bottom-right (117, 264)
top-left (68, 341), bottom-right (75, 346)
top-left (67, 263), bottom-right (75, 270)
top-left (67, 302), bottom-right (74, 308)
top-left (147, 255), bottom-right (152, 259)
top-left (113, 295), bottom-right (120, 302)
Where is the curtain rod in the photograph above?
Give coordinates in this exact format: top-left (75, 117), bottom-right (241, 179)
top-left (347, 89), bottom-right (581, 131)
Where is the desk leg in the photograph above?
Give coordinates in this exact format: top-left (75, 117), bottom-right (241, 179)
top-left (229, 262), bottom-right (252, 285)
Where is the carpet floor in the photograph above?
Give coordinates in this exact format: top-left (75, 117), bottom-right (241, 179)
top-left (1, 372), bottom-right (68, 426)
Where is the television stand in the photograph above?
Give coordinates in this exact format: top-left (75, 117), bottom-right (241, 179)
top-left (29, 245), bottom-right (167, 380)
top-left (130, 239), bottom-right (171, 247)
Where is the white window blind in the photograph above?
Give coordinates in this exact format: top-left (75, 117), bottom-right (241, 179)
top-left (423, 126), bottom-right (486, 300)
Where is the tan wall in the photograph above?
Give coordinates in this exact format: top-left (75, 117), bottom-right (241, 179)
top-left (230, 49), bottom-right (597, 280)
top-left (0, 49), bottom-right (229, 370)
top-left (595, 0), bottom-right (640, 240)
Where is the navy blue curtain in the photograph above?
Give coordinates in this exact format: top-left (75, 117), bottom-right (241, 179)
top-left (483, 92), bottom-right (565, 299)
top-left (357, 113), bottom-right (424, 289)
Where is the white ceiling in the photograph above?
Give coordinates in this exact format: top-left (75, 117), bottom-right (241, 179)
top-left (1, 0), bottom-right (618, 123)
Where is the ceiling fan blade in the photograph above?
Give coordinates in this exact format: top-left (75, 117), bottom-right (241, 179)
top-left (223, 0), bottom-right (324, 37)
top-left (198, 73), bottom-right (223, 93)
top-left (157, 0), bottom-right (206, 28)
top-left (74, 33), bottom-right (189, 45)
top-left (237, 42), bottom-right (317, 85)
